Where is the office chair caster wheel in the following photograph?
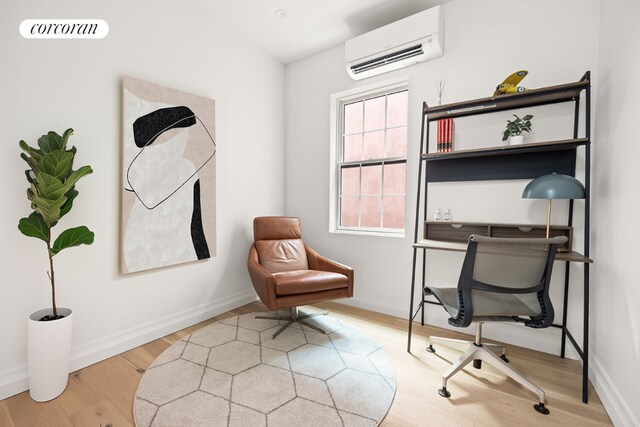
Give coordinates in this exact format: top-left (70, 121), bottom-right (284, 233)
top-left (500, 354), bottom-right (510, 363)
top-left (473, 359), bottom-right (482, 369)
top-left (438, 387), bottom-right (451, 398)
top-left (426, 344), bottom-right (436, 353)
top-left (534, 403), bottom-right (550, 415)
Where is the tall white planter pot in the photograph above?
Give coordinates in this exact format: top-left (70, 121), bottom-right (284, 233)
top-left (28, 308), bottom-right (73, 402)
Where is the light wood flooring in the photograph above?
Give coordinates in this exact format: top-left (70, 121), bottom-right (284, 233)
top-left (1, 301), bottom-right (612, 426)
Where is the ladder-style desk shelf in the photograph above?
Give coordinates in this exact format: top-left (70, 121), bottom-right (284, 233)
top-left (407, 72), bottom-right (592, 403)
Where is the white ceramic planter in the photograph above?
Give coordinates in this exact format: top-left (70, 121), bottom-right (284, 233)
top-left (509, 135), bottom-right (524, 145)
top-left (28, 307), bottom-right (73, 402)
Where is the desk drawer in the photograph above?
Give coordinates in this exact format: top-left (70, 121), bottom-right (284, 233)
top-left (424, 222), bottom-right (488, 242)
top-left (490, 226), bottom-right (572, 251)
top-left (423, 221), bottom-right (573, 252)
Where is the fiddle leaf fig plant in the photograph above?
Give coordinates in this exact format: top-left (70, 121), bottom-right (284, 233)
top-left (502, 114), bottom-right (534, 141)
top-left (18, 128), bottom-right (95, 320)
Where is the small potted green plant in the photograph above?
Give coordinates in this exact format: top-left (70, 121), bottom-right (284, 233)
top-left (18, 128), bottom-right (94, 402)
top-left (502, 114), bottom-right (533, 145)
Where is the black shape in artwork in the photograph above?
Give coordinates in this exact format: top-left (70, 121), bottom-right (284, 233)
top-left (133, 106), bottom-right (196, 148)
top-left (190, 179), bottom-right (210, 260)
top-left (126, 108), bottom-right (216, 210)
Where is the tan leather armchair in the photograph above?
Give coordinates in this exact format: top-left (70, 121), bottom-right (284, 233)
top-left (248, 216), bottom-right (353, 338)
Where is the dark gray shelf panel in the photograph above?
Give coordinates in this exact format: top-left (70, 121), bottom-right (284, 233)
top-left (425, 148), bottom-right (577, 182)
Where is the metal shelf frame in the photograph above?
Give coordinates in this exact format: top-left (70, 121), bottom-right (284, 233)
top-left (407, 71), bottom-right (592, 403)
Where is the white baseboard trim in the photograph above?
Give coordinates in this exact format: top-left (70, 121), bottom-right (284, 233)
top-left (0, 365), bottom-right (29, 403)
top-left (589, 357), bottom-right (639, 427)
top-left (0, 290), bottom-right (258, 401)
top-left (339, 293), bottom-right (407, 319)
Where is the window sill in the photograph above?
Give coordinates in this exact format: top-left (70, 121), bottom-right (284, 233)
top-left (331, 228), bottom-right (406, 238)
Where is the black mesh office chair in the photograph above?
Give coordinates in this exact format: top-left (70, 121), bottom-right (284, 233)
top-left (424, 235), bottom-right (567, 415)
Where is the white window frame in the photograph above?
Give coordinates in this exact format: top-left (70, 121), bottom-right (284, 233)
top-left (329, 76), bottom-right (409, 237)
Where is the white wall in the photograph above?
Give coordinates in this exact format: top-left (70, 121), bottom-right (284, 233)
top-left (0, 0), bottom-right (284, 398)
top-left (592, 0), bottom-right (640, 425)
top-left (285, 0), bottom-right (600, 357)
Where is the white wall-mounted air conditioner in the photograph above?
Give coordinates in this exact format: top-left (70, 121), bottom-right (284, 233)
top-left (345, 6), bottom-right (444, 81)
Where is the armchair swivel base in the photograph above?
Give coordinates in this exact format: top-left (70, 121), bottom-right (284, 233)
top-left (256, 307), bottom-right (329, 339)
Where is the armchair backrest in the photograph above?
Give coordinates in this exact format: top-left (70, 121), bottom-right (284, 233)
top-left (253, 217), bottom-right (309, 273)
top-left (451, 235), bottom-right (567, 328)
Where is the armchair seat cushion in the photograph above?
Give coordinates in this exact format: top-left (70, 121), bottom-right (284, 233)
top-left (273, 270), bottom-right (350, 296)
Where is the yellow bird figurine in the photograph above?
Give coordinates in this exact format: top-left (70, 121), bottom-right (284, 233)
top-left (494, 70), bottom-right (529, 96)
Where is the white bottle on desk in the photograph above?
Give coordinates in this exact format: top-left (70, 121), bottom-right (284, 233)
top-left (443, 209), bottom-right (451, 222)
top-left (434, 209), bottom-right (442, 222)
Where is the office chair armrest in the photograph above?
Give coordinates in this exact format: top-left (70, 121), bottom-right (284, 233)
top-left (305, 245), bottom-right (354, 282)
top-left (247, 245), bottom-right (277, 309)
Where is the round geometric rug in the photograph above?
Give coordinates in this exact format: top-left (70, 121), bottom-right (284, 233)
top-left (133, 310), bottom-right (396, 427)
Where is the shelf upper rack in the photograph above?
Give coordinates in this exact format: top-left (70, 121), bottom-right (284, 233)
top-left (424, 79), bottom-right (589, 121)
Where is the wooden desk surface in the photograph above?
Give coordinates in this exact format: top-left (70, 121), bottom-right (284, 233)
top-left (414, 239), bottom-right (593, 264)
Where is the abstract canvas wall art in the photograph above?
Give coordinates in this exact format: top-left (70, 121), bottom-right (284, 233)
top-left (121, 77), bottom-right (216, 274)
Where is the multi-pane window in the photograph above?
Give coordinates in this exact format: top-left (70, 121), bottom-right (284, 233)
top-left (337, 89), bottom-right (408, 232)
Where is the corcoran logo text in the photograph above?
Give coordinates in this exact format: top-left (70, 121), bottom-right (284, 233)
top-left (20, 19), bottom-right (109, 39)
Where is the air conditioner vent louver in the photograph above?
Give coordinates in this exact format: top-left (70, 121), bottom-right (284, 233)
top-left (345, 6), bottom-right (443, 80)
top-left (350, 44), bottom-right (423, 75)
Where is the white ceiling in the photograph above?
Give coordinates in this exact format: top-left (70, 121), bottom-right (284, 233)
top-left (198, 0), bottom-right (449, 64)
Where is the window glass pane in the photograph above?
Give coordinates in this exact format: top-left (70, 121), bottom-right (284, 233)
top-left (387, 91), bottom-right (408, 127)
top-left (341, 197), bottom-right (359, 227)
top-left (344, 102), bottom-right (363, 134)
top-left (383, 196), bottom-right (405, 229)
top-left (361, 165), bottom-right (382, 195)
top-left (386, 127), bottom-right (407, 158)
top-left (361, 196), bottom-right (382, 228)
top-left (336, 86), bottom-right (408, 233)
top-left (383, 163), bottom-right (406, 195)
top-left (344, 134), bottom-right (362, 162)
top-left (363, 130), bottom-right (384, 161)
top-left (364, 96), bottom-right (385, 131)
top-left (341, 167), bottom-right (359, 196)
